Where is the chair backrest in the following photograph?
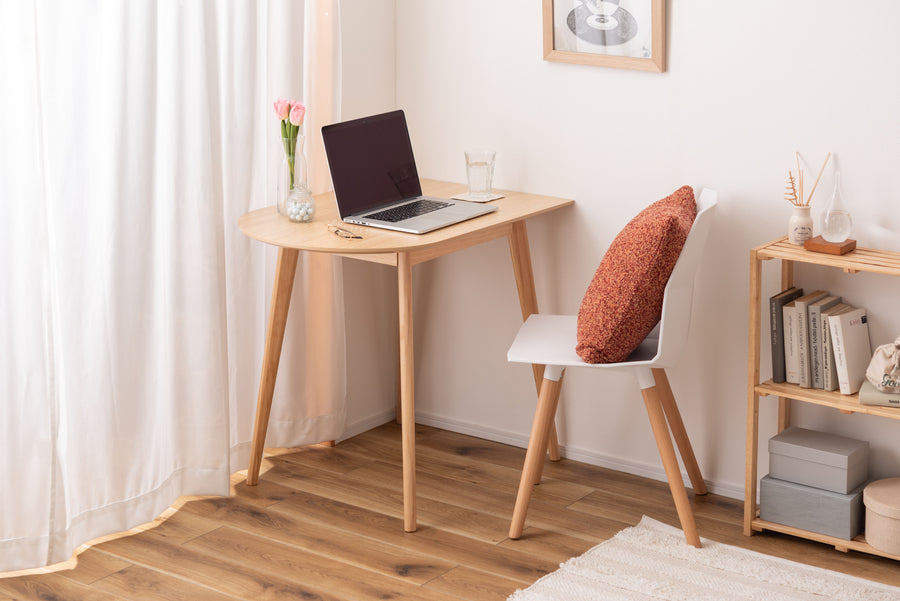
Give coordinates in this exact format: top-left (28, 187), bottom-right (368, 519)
top-left (652, 188), bottom-right (717, 367)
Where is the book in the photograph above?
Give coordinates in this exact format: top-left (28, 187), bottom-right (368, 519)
top-left (808, 295), bottom-right (841, 388)
top-left (829, 307), bottom-right (873, 395)
top-left (821, 303), bottom-right (853, 392)
top-left (769, 287), bottom-right (802, 383)
top-left (794, 290), bottom-right (828, 388)
top-left (783, 301), bottom-right (799, 384)
top-left (859, 379), bottom-right (900, 407)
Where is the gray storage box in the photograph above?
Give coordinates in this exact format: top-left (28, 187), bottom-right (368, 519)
top-left (768, 427), bottom-right (868, 494)
top-left (760, 475), bottom-right (864, 540)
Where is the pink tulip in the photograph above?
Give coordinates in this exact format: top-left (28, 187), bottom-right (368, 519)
top-left (273, 98), bottom-right (290, 120)
top-left (289, 102), bottom-right (306, 126)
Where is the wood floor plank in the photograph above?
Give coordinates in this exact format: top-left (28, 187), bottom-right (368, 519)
top-left (94, 528), bottom-right (348, 601)
top-left (92, 565), bottom-right (241, 601)
top-left (337, 427), bottom-right (594, 505)
top-left (185, 525), bottom-right (463, 601)
top-left (261, 455), bottom-right (515, 544)
top-left (345, 459), bottom-right (630, 542)
top-left (496, 527), bottom-right (596, 564)
top-left (56, 550), bottom-right (133, 586)
top-left (227, 472), bottom-right (299, 508)
top-left (263, 442), bottom-right (375, 475)
top-left (266, 488), bottom-right (557, 584)
top-left (0, 572), bottom-right (130, 601)
top-left (129, 506), bottom-right (223, 546)
top-left (423, 565), bottom-right (523, 601)
top-left (177, 495), bottom-right (456, 585)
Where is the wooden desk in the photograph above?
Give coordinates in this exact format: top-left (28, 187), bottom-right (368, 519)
top-left (239, 179), bottom-right (573, 532)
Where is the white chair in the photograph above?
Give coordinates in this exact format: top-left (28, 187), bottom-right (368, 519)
top-left (506, 189), bottom-right (717, 548)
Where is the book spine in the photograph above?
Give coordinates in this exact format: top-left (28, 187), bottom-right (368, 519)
top-left (797, 303), bottom-right (811, 388)
top-left (859, 389), bottom-right (900, 407)
top-left (843, 311), bottom-right (872, 395)
top-left (822, 312), bottom-right (838, 391)
top-left (771, 296), bottom-right (786, 383)
top-left (809, 305), bottom-right (823, 388)
top-left (784, 306), bottom-right (798, 384)
top-left (829, 317), bottom-right (851, 395)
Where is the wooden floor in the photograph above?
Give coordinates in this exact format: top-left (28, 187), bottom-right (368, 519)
top-left (2, 422), bottom-right (900, 600)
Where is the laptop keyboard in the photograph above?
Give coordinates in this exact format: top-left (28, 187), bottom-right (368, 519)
top-left (366, 199), bottom-right (451, 222)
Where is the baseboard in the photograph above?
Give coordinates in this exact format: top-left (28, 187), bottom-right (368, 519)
top-left (339, 409), bottom-right (397, 443)
top-left (413, 411), bottom-right (745, 501)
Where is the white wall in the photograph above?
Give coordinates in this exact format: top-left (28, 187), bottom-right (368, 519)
top-left (340, 1), bottom-right (900, 498)
top-left (338, 1), bottom-right (400, 435)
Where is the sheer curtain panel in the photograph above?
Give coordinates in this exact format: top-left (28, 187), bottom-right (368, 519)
top-left (0, 0), bottom-right (345, 571)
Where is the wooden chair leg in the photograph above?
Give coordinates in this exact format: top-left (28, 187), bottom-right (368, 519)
top-left (510, 375), bottom-right (563, 539)
top-left (652, 368), bottom-right (707, 495)
top-left (533, 370), bottom-right (565, 484)
top-left (547, 426), bottom-right (561, 461)
top-left (641, 385), bottom-right (701, 548)
top-left (530, 363), bottom-right (561, 463)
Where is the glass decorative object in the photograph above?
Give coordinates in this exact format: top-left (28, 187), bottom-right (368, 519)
top-left (821, 171), bottom-right (852, 243)
top-left (277, 134), bottom-right (315, 223)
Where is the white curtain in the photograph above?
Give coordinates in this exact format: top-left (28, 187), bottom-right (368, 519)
top-left (0, 0), bottom-right (345, 572)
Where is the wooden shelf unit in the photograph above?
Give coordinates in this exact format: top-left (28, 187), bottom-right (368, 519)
top-left (745, 237), bottom-right (900, 557)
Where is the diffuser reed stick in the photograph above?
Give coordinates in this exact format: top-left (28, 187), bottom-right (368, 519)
top-left (790, 151), bottom-right (832, 206)
top-left (805, 151), bottom-right (831, 205)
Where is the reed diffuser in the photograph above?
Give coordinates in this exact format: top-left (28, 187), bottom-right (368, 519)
top-left (785, 151), bottom-right (830, 245)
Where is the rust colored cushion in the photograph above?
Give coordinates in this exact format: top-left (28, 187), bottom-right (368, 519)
top-left (576, 186), bottom-right (697, 363)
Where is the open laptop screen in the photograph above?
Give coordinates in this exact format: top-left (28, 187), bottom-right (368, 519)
top-left (322, 110), bottom-right (423, 217)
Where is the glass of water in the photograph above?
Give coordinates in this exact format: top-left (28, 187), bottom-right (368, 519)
top-left (465, 149), bottom-right (496, 199)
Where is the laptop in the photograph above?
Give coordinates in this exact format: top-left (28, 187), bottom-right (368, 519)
top-left (321, 110), bottom-right (497, 234)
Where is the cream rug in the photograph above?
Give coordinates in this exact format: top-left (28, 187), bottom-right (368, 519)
top-left (509, 516), bottom-right (900, 600)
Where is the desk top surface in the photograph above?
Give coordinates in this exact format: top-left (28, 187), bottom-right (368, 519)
top-left (239, 179), bottom-right (574, 255)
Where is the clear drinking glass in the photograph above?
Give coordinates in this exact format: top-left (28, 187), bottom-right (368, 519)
top-left (465, 149), bottom-right (496, 199)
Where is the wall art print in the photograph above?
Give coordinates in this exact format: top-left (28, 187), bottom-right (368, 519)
top-left (543, 0), bottom-right (666, 72)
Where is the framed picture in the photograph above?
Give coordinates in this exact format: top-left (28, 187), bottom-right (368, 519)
top-left (542, 0), bottom-right (666, 72)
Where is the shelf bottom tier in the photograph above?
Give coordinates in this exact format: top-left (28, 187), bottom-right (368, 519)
top-left (752, 518), bottom-right (900, 561)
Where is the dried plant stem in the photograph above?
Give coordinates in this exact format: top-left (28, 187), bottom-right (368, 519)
top-left (805, 151), bottom-right (832, 205)
top-left (795, 152), bottom-right (804, 205)
top-left (785, 171), bottom-right (799, 206)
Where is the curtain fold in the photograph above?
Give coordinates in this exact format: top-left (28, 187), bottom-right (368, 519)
top-left (0, 0), bottom-right (345, 572)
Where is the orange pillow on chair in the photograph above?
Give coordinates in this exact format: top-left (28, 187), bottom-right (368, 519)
top-left (576, 186), bottom-right (697, 364)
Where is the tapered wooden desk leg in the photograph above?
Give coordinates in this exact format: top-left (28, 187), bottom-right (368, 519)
top-left (508, 221), bottom-right (560, 463)
top-left (652, 369), bottom-right (706, 495)
top-left (247, 247), bottom-right (300, 486)
top-left (642, 385), bottom-right (701, 548)
top-left (398, 251), bottom-right (416, 532)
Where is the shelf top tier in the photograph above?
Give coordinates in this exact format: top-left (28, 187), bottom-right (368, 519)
top-left (754, 237), bottom-right (900, 277)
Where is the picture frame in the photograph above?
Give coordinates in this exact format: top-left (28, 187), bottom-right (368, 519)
top-left (542, 0), bottom-right (666, 72)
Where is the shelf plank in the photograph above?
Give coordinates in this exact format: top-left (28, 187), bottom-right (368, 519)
top-left (757, 381), bottom-right (900, 419)
top-left (754, 237), bottom-right (900, 276)
top-left (752, 519), bottom-right (900, 561)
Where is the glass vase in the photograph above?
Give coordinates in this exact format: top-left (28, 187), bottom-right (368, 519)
top-left (276, 134), bottom-right (315, 223)
top-left (788, 205), bottom-right (813, 245)
top-left (821, 171), bottom-right (852, 243)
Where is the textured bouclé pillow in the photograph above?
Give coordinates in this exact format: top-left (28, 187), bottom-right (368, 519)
top-left (576, 186), bottom-right (697, 364)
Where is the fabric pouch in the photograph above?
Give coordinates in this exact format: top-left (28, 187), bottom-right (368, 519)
top-left (866, 335), bottom-right (900, 392)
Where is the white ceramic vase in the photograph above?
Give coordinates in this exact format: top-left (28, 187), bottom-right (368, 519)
top-left (788, 205), bottom-right (813, 245)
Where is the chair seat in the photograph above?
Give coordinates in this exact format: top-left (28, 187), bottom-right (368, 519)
top-left (507, 314), bottom-right (661, 369)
